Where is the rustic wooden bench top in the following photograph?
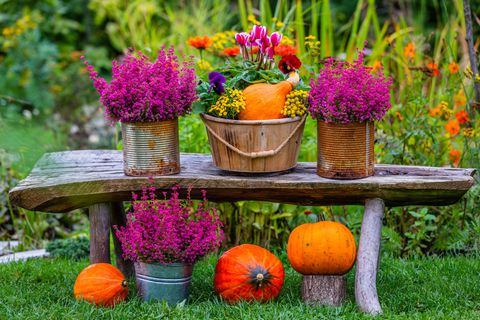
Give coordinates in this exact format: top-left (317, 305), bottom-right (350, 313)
top-left (7, 149), bottom-right (477, 315)
top-left (8, 150), bottom-right (476, 213)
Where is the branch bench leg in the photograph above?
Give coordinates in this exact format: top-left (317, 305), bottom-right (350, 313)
top-left (355, 198), bottom-right (385, 315)
top-left (89, 203), bottom-right (112, 264)
top-left (111, 202), bottom-right (135, 278)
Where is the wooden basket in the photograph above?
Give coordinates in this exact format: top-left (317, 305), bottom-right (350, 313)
top-left (317, 121), bottom-right (374, 179)
top-left (200, 113), bottom-right (306, 173)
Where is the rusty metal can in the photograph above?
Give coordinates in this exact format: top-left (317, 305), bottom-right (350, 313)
top-left (317, 121), bottom-right (374, 179)
top-left (122, 119), bottom-right (180, 176)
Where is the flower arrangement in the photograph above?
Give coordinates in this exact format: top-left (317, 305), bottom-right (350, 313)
top-left (194, 25), bottom-right (309, 120)
top-left (82, 47), bottom-right (197, 123)
top-left (308, 49), bottom-right (393, 123)
top-left (114, 185), bottom-right (224, 264)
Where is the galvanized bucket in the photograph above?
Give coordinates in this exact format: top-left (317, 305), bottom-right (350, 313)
top-left (317, 121), bottom-right (374, 179)
top-left (135, 262), bottom-right (193, 305)
top-left (122, 119), bottom-right (180, 176)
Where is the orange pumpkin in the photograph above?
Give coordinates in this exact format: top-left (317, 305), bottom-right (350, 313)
top-left (74, 263), bottom-right (128, 307)
top-left (238, 72), bottom-right (300, 120)
top-left (287, 221), bottom-right (356, 275)
top-left (214, 244), bottom-right (284, 303)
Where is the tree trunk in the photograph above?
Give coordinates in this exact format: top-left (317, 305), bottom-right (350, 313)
top-left (302, 275), bottom-right (346, 306)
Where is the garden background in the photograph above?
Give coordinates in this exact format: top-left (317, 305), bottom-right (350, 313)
top-left (1, 0), bottom-right (479, 258)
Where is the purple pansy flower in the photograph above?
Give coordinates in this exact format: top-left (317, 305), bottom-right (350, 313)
top-left (208, 71), bottom-right (226, 95)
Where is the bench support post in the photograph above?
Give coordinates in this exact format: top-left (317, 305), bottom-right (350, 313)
top-left (89, 203), bottom-right (112, 264)
top-left (355, 198), bottom-right (385, 315)
top-left (111, 202), bottom-right (135, 278)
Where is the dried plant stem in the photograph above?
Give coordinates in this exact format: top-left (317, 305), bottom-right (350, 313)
top-left (463, 0), bottom-right (480, 106)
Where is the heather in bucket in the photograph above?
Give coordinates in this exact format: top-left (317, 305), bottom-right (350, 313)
top-left (82, 47), bottom-right (197, 123)
top-left (114, 185), bottom-right (224, 264)
top-left (308, 48), bottom-right (393, 123)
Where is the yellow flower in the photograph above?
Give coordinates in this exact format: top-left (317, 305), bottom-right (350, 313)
top-left (282, 90), bottom-right (309, 118)
top-left (463, 128), bottom-right (475, 138)
top-left (196, 59), bottom-right (212, 71)
top-left (276, 21), bottom-right (284, 28)
top-left (208, 89), bottom-right (246, 119)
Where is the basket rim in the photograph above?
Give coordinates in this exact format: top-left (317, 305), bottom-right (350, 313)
top-left (200, 113), bottom-right (303, 125)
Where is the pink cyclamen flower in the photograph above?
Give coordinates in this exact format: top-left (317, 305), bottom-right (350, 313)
top-left (266, 47), bottom-right (275, 59)
top-left (250, 25), bottom-right (267, 43)
top-left (235, 32), bottom-right (250, 46)
top-left (256, 35), bottom-right (271, 53)
top-left (270, 32), bottom-right (282, 46)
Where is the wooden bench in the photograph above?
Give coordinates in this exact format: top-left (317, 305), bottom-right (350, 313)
top-left (9, 150), bottom-right (476, 315)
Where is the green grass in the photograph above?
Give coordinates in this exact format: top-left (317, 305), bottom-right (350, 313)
top-left (0, 254), bottom-right (479, 319)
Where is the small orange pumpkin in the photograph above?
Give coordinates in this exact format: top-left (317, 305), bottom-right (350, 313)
top-left (74, 263), bottom-right (128, 307)
top-left (287, 221), bottom-right (356, 275)
top-left (238, 72), bottom-right (300, 120)
top-left (214, 244), bottom-right (284, 303)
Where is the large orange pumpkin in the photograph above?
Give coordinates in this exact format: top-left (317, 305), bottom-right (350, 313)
top-left (214, 244), bottom-right (284, 303)
top-left (238, 72), bottom-right (300, 120)
top-left (74, 263), bottom-right (128, 307)
top-left (287, 221), bottom-right (356, 275)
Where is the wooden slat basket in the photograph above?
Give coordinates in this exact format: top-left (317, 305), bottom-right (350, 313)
top-left (200, 113), bottom-right (306, 173)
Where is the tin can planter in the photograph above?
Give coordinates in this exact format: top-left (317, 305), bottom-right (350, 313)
top-left (122, 119), bottom-right (180, 176)
top-left (200, 113), bottom-right (306, 173)
top-left (317, 121), bottom-right (374, 179)
top-left (135, 262), bottom-right (193, 305)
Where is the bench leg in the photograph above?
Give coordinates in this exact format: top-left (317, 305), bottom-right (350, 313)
top-left (111, 202), bottom-right (135, 278)
top-left (355, 198), bottom-right (385, 315)
top-left (89, 203), bottom-right (112, 264)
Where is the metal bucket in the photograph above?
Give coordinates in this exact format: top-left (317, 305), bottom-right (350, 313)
top-left (122, 119), bottom-right (180, 176)
top-left (317, 121), bottom-right (374, 179)
top-left (135, 262), bottom-right (193, 305)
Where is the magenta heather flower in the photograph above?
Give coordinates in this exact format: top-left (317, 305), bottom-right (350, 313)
top-left (308, 49), bottom-right (392, 123)
top-left (82, 47), bottom-right (197, 123)
top-left (114, 185), bottom-right (224, 264)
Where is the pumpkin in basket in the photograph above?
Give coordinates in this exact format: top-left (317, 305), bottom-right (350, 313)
top-left (214, 244), bottom-right (284, 303)
top-left (238, 72), bottom-right (300, 120)
top-left (287, 221), bottom-right (356, 275)
top-left (74, 263), bottom-right (128, 307)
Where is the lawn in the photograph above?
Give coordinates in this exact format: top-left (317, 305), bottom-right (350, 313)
top-left (0, 254), bottom-right (479, 320)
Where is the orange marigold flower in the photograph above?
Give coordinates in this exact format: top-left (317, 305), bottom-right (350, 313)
top-left (403, 42), bottom-right (415, 59)
top-left (426, 62), bottom-right (440, 76)
top-left (187, 36), bottom-right (213, 50)
top-left (445, 120), bottom-right (460, 136)
top-left (449, 149), bottom-right (461, 167)
top-left (223, 46), bottom-right (240, 57)
top-left (429, 106), bottom-right (442, 117)
top-left (395, 111), bottom-right (403, 121)
top-left (455, 110), bottom-right (470, 124)
top-left (448, 62), bottom-right (459, 74)
top-left (454, 90), bottom-right (466, 107)
top-left (274, 44), bottom-right (297, 57)
top-left (371, 60), bottom-right (382, 72)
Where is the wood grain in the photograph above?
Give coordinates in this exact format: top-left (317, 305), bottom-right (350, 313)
top-left (301, 275), bottom-right (346, 306)
top-left (89, 203), bottom-right (112, 264)
top-left (9, 150), bottom-right (476, 213)
top-left (355, 198), bottom-right (385, 315)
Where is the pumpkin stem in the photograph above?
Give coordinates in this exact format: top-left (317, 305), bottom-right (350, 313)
top-left (121, 280), bottom-right (127, 288)
top-left (286, 72), bottom-right (300, 88)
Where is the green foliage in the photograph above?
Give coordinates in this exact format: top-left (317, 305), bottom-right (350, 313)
top-left (46, 237), bottom-right (90, 260)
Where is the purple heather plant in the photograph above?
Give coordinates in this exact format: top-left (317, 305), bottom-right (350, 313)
top-left (114, 185), bottom-right (224, 264)
top-left (82, 47), bottom-right (197, 123)
top-left (308, 49), bottom-right (393, 123)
